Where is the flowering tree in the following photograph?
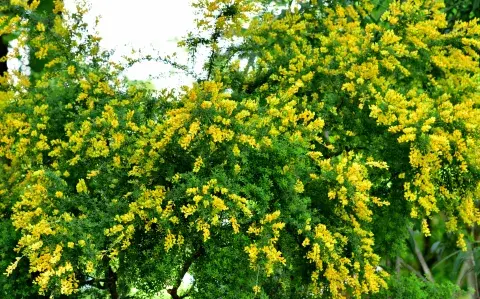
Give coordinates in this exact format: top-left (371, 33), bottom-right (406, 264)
top-left (1, 0), bottom-right (479, 298)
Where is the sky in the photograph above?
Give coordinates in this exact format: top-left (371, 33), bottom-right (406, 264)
top-left (64, 0), bottom-right (200, 89)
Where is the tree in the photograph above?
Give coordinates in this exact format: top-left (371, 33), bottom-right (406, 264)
top-left (1, 0), bottom-right (479, 298)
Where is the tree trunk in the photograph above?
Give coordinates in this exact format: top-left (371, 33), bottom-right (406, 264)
top-left (106, 266), bottom-right (119, 299)
top-left (167, 247), bottom-right (202, 299)
top-left (0, 36), bottom-right (8, 75)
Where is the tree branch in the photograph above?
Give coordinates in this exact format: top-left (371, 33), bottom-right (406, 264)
top-left (167, 247), bottom-right (203, 299)
top-left (408, 228), bottom-right (435, 283)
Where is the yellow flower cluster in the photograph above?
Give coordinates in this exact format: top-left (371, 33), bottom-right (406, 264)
top-left (237, 0), bottom-right (479, 294)
top-left (5, 170), bottom-right (85, 294)
top-left (303, 218), bottom-right (388, 298)
top-left (244, 211), bottom-right (286, 277)
top-left (2, 0), bottom-right (480, 297)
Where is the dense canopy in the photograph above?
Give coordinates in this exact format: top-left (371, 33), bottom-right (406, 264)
top-left (1, 0), bottom-right (480, 298)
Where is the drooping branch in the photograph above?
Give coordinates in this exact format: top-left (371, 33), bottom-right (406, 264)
top-left (205, 4), bottom-right (239, 80)
top-left (206, 23), bottom-right (222, 81)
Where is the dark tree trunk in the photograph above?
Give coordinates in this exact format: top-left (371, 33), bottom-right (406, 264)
top-left (167, 247), bottom-right (203, 299)
top-left (0, 36), bottom-right (8, 75)
top-left (106, 266), bottom-right (119, 299)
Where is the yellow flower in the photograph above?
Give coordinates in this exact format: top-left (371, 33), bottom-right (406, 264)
top-left (180, 204), bottom-right (197, 218)
top-left (164, 230), bottom-right (176, 252)
top-left (60, 273), bottom-right (78, 295)
top-left (201, 101), bottom-right (212, 109)
top-left (302, 238), bottom-right (310, 247)
top-left (193, 156), bottom-right (204, 173)
top-left (446, 217), bottom-right (457, 232)
top-left (85, 261), bottom-right (94, 274)
top-left (328, 190), bottom-right (336, 200)
top-left (294, 180), bottom-right (304, 193)
top-left (231, 217), bottom-right (240, 233)
top-left (113, 155), bottom-right (121, 168)
top-left (263, 211), bottom-right (281, 223)
top-left (232, 144), bottom-right (240, 156)
top-left (244, 244), bottom-right (259, 265)
top-left (421, 219), bottom-right (431, 237)
top-left (410, 207), bottom-right (418, 218)
top-left (53, 0), bottom-right (65, 14)
top-left (212, 196), bottom-right (228, 212)
top-left (76, 179), bottom-right (88, 193)
top-left (4, 257), bottom-right (21, 276)
top-left (86, 170), bottom-right (99, 179)
top-left (36, 22), bottom-right (46, 32)
top-left (457, 233), bottom-right (467, 252)
top-left (67, 65), bottom-right (76, 75)
top-left (172, 173), bottom-right (181, 183)
top-left (177, 234), bottom-right (184, 246)
top-left (207, 125), bottom-right (234, 143)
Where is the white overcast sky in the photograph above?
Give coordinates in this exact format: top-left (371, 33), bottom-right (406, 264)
top-left (64, 0), bottom-right (200, 89)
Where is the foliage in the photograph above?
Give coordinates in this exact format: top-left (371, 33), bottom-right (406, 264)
top-left (371, 274), bottom-right (466, 299)
top-left (444, 0), bottom-right (480, 25)
top-left (1, 0), bottom-right (480, 298)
